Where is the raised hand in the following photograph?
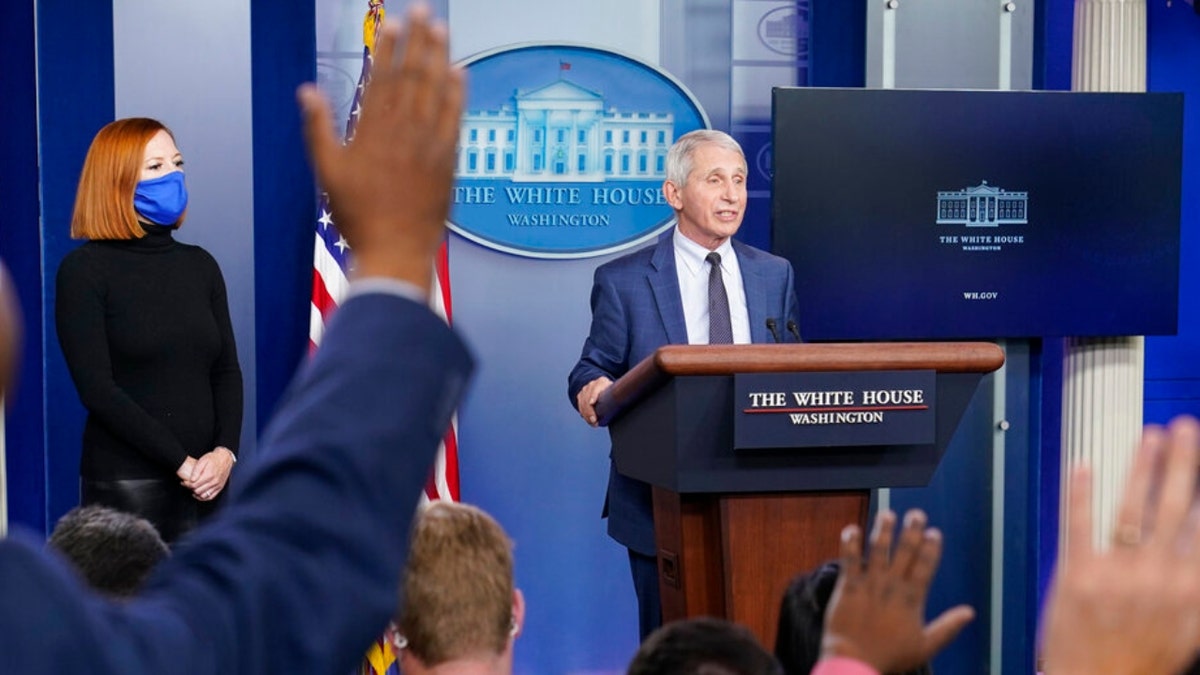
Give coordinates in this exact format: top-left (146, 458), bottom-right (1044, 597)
top-left (821, 509), bottom-right (974, 672)
top-left (297, 3), bottom-right (464, 291)
top-left (1041, 416), bottom-right (1200, 675)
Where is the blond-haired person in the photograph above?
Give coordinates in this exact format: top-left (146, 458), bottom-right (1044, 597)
top-left (389, 501), bottom-right (524, 675)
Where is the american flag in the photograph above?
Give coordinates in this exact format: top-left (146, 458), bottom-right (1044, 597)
top-left (322, 4), bottom-right (458, 675)
top-left (311, 0), bottom-right (460, 508)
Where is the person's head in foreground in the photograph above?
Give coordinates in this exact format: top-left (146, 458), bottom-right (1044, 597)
top-left (626, 616), bottom-right (782, 675)
top-left (390, 501), bottom-right (523, 674)
top-left (48, 505), bottom-right (170, 599)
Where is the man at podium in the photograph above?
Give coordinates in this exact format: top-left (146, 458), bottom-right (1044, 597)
top-left (568, 129), bottom-right (800, 640)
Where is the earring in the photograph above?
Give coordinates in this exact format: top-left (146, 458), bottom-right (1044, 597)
top-left (391, 633), bottom-right (409, 651)
top-left (509, 615), bottom-right (519, 637)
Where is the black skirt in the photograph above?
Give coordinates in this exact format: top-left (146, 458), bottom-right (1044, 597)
top-left (81, 478), bottom-right (221, 545)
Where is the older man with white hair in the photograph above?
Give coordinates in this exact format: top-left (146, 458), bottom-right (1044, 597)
top-left (569, 128), bottom-right (801, 639)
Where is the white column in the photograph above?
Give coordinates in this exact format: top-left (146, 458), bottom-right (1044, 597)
top-left (880, 0), bottom-right (898, 90)
top-left (1061, 0), bottom-right (1146, 553)
top-left (1071, 0), bottom-right (1147, 92)
top-left (875, 0), bottom-right (899, 518)
top-left (999, 0), bottom-right (1015, 90)
top-left (1062, 337), bottom-right (1144, 548)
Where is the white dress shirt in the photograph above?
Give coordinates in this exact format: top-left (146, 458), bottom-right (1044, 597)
top-left (673, 228), bottom-right (751, 344)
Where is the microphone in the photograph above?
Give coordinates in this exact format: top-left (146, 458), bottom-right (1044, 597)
top-left (765, 318), bottom-right (782, 343)
top-left (786, 319), bottom-right (802, 342)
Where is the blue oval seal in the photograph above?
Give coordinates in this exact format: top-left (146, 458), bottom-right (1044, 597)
top-left (756, 4), bottom-right (810, 58)
top-left (450, 44), bottom-right (710, 259)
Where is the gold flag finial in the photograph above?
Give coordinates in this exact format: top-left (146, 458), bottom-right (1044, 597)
top-left (363, 0), bottom-right (385, 54)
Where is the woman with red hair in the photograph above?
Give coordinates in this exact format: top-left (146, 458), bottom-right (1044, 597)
top-left (55, 118), bottom-right (242, 544)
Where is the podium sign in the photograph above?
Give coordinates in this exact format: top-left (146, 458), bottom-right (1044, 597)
top-left (733, 370), bottom-right (936, 450)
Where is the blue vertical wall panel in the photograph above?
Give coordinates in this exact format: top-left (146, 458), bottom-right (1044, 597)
top-left (1001, 341), bottom-right (1038, 675)
top-left (810, 0), bottom-right (865, 87)
top-left (0, 0), bottom-right (46, 532)
top-left (1146, 1), bottom-right (1200, 424)
top-left (252, 0), bottom-right (317, 432)
top-left (36, 0), bottom-right (116, 534)
top-left (1033, 0), bottom-right (1074, 91)
top-left (1030, 0), bottom-right (1073, 646)
top-left (1035, 338), bottom-right (1063, 627)
top-left (889, 380), bottom-right (995, 674)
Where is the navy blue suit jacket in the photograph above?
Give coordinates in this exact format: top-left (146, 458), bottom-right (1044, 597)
top-left (0, 292), bottom-right (473, 674)
top-left (568, 230), bottom-right (800, 555)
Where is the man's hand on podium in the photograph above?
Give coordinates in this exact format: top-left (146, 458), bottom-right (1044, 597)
top-left (576, 376), bottom-right (613, 427)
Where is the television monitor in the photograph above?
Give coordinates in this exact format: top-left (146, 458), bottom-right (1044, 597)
top-left (771, 88), bottom-right (1183, 340)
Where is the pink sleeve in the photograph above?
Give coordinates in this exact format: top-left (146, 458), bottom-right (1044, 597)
top-left (810, 657), bottom-right (880, 675)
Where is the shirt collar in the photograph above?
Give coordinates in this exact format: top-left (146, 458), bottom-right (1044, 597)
top-left (673, 228), bottom-right (735, 277)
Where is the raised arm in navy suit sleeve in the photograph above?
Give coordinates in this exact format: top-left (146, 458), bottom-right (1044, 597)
top-left (0, 292), bottom-right (473, 674)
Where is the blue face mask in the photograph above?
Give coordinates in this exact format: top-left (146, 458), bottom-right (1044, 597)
top-left (134, 171), bottom-right (188, 226)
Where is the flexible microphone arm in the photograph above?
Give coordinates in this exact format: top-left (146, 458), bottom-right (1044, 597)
top-left (765, 318), bottom-right (782, 343)
top-left (786, 319), bottom-right (802, 342)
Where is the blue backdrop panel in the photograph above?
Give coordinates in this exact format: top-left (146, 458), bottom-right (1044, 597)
top-left (1001, 341), bottom-right (1042, 675)
top-left (1145, 0), bottom-right (1200, 424)
top-left (452, 238), bottom-right (642, 672)
top-left (1033, 0), bottom-right (1074, 91)
top-left (36, 0), bottom-right (116, 534)
top-left (442, 4), bottom-right (710, 672)
top-left (0, 0), bottom-right (46, 532)
top-left (810, 0), bottom-right (865, 88)
top-left (252, 0), bottom-right (317, 436)
top-left (1036, 337), bottom-right (1063, 658)
top-left (1030, 0), bottom-right (1073, 652)
top-left (889, 377), bottom-right (996, 674)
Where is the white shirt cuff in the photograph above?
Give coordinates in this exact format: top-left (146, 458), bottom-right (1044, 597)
top-left (346, 277), bottom-right (426, 304)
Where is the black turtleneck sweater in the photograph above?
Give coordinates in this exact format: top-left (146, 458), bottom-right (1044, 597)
top-left (55, 226), bottom-right (243, 480)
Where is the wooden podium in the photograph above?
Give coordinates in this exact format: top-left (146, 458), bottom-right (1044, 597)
top-left (594, 342), bottom-right (1005, 649)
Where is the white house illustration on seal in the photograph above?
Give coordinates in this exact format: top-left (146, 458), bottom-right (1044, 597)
top-left (457, 77), bottom-right (674, 182)
top-left (936, 181), bottom-right (1028, 226)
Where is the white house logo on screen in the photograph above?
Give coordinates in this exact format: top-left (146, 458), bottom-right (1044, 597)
top-left (757, 3), bottom-right (810, 58)
top-left (450, 44), bottom-right (709, 259)
top-left (935, 181), bottom-right (1028, 251)
top-left (936, 181), bottom-right (1028, 226)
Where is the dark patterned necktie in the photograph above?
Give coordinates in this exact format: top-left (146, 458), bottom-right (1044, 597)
top-left (706, 251), bottom-right (733, 344)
